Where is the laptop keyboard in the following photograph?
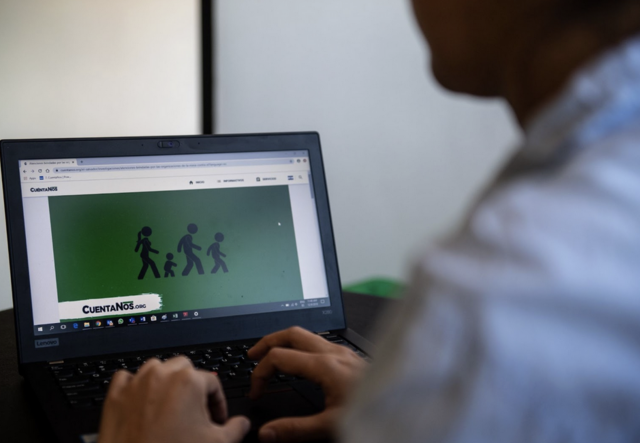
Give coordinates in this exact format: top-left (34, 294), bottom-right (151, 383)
top-left (48, 334), bottom-right (366, 410)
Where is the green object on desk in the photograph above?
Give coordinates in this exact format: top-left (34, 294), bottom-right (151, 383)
top-left (343, 278), bottom-right (404, 298)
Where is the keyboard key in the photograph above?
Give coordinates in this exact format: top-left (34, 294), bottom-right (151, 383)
top-left (53, 369), bottom-right (75, 379)
top-left (69, 398), bottom-right (94, 409)
top-left (77, 367), bottom-right (96, 375)
top-left (56, 373), bottom-right (87, 383)
top-left (224, 350), bottom-right (244, 359)
top-left (222, 378), bottom-right (251, 389)
top-left (225, 388), bottom-right (244, 399)
top-left (50, 364), bottom-right (74, 372)
top-left (65, 386), bottom-right (101, 398)
top-left (122, 364), bottom-right (141, 372)
top-left (59, 380), bottom-right (91, 389)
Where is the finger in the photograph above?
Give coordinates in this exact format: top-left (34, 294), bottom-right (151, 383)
top-left (216, 416), bottom-right (251, 443)
top-left (248, 327), bottom-right (332, 360)
top-left (259, 411), bottom-right (333, 443)
top-left (195, 369), bottom-right (228, 424)
top-left (106, 369), bottom-right (133, 399)
top-left (99, 370), bottom-right (133, 441)
top-left (250, 348), bottom-right (319, 399)
top-left (135, 357), bottom-right (161, 377)
top-left (131, 356), bottom-right (193, 406)
top-left (133, 356), bottom-right (188, 390)
top-left (161, 355), bottom-right (193, 371)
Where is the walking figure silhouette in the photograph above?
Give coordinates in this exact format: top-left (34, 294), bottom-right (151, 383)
top-left (177, 223), bottom-right (204, 276)
top-left (135, 226), bottom-right (160, 280)
top-left (207, 232), bottom-right (228, 274)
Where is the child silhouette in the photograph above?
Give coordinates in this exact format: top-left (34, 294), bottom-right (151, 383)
top-left (207, 232), bottom-right (228, 274)
top-left (164, 253), bottom-right (177, 277)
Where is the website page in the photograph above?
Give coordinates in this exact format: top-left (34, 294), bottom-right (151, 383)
top-left (20, 151), bottom-right (330, 336)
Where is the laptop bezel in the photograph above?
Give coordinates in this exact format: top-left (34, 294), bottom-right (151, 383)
top-left (1, 132), bottom-right (346, 367)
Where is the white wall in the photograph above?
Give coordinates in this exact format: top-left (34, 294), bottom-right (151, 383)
top-left (0, 1), bottom-right (521, 311)
top-left (0, 0), bottom-right (199, 310)
top-left (216, 1), bottom-right (521, 286)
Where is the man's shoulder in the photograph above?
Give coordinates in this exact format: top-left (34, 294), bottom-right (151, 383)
top-left (421, 124), bottom-right (640, 302)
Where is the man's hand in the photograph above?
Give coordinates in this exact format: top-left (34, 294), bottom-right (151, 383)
top-left (248, 327), bottom-right (367, 443)
top-left (98, 356), bottom-right (250, 443)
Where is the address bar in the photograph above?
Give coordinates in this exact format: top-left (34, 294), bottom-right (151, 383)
top-left (55, 158), bottom-right (293, 173)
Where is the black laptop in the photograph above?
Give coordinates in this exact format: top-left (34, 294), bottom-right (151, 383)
top-left (1, 133), bottom-right (373, 443)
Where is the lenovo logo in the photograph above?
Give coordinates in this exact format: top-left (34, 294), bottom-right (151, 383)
top-left (35, 338), bottom-right (59, 348)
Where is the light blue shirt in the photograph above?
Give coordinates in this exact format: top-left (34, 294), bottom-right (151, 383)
top-left (342, 34), bottom-right (640, 443)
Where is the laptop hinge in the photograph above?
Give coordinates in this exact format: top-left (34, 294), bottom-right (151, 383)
top-left (49, 360), bottom-right (65, 365)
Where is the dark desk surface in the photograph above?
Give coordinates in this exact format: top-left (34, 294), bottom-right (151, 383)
top-left (0, 292), bottom-right (391, 442)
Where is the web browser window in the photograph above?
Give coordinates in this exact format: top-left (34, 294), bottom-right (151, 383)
top-left (19, 151), bottom-right (330, 335)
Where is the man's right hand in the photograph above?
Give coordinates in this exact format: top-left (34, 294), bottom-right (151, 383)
top-left (247, 327), bottom-right (367, 443)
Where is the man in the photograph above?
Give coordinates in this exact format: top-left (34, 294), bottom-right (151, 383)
top-left (99, 0), bottom-right (640, 442)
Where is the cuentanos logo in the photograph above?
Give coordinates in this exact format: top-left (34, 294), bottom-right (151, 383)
top-left (82, 301), bottom-right (140, 314)
top-left (58, 294), bottom-right (162, 321)
top-left (30, 186), bottom-right (58, 192)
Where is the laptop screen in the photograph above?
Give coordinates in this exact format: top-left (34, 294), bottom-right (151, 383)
top-left (20, 150), bottom-right (331, 336)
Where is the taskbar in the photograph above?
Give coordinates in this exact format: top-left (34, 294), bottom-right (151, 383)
top-left (33, 297), bottom-right (330, 336)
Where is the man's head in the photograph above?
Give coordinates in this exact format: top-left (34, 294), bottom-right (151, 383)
top-left (411, 0), bottom-right (640, 98)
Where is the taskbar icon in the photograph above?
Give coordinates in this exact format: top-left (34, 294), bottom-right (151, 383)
top-left (51, 309), bottom-right (210, 335)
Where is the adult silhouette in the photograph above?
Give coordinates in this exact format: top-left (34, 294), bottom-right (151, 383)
top-left (207, 232), bottom-right (228, 274)
top-left (135, 226), bottom-right (160, 280)
top-left (177, 223), bottom-right (204, 276)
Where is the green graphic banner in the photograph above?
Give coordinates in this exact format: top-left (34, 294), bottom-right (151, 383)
top-left (48, 186), bottom-right (304, 316)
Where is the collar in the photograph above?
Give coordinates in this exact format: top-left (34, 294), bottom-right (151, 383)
top-left (521, 33), bottom-right (640, 166)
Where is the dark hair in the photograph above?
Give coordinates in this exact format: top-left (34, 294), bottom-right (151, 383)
top-left (564, 0), bottom-right (640, 41)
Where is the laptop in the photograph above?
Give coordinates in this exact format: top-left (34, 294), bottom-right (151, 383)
top-left (1, 133), bottom-right (373, 443)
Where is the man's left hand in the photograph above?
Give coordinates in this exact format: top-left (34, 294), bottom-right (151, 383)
top-left (98, 356), bottom-right (250, 443)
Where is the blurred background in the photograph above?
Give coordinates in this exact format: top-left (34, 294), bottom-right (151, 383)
top-left (0, 0), bottom-right (519, 310)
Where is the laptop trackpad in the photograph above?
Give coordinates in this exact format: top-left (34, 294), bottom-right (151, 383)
top-left (227, 385), bottom-right (326, 443)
